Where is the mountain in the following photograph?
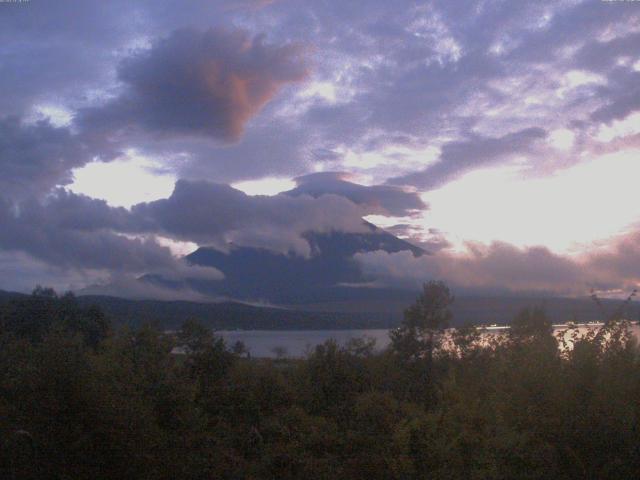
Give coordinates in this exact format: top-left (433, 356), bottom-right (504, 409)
top-left (145, 222), bottom-right (426, 304)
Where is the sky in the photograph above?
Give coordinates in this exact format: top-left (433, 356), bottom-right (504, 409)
top-left (1, 0), bottom-right (639, 298)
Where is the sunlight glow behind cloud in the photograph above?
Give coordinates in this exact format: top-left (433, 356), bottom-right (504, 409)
top-left (70, 153), bottom-right (176, 208)
top-left (232, 177), bottom-right (296, 196)
top-left (596, 112), bottom-right (640, 142)
top-left (549, 129), bottom-right (576, 151)
top-left (28, 104), bottom-right (74, 128)
top-left (421, 149), bottom-right (640, 254)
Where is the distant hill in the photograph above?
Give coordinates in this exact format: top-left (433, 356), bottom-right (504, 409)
top-left (0, 289), bottom-right (397, 330)
top-left (76, 295), bottom-right (400, 330)
top-left (0, 289), bottom-right (26, 303)
top-left (2, 289), bottom-right (637, 331)
top-left (67, 294), bottom-right (640, 330)
top-left (296, 295), bottom-right (640, 326)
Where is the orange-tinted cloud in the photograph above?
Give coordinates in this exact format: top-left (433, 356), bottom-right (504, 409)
top-left (79, 28), bottom-right (308, 142)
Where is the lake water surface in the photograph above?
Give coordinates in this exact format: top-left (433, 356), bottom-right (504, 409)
top-left (218, 323), bottom-right (640, 358)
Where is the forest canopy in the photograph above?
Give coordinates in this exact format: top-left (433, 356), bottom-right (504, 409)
top-left (1, 283), bottom-right (639, 479)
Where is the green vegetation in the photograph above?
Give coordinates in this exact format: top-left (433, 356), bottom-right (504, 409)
top-left (1, 282), bottom-right (640, 479)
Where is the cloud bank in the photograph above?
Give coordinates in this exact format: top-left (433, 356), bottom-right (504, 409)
top-left (356, 232), bottom-right (640, 296)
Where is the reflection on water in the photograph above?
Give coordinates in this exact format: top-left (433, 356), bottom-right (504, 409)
top-left (219, 329), bottom-right (391, 358)
top-left (217, 323), bottom-right (640, 358)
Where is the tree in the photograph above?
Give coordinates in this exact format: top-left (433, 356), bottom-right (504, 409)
top-left (177, 319), bottom-right (214, 354)
top-left (58, 293), bottom-right (111, 348)
top-left (231, 340), bottom-right (249, 358)
top-left (177, 319), bottom-right (235, 409)
top-left (272, 345), bottom-right (288, 360)
top-left (509, 306), bottom-right (552, 340)
top-left (1, 288), bottom-right (110, 348)
top-left (390, 281), bottom-right (454, 369)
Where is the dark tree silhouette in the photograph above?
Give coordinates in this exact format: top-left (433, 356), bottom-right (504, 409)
top-left (391, 280), bottom-right (454, 366)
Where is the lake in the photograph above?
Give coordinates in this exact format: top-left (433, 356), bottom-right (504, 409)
top-left (217, 322), bottom-right (640, 358)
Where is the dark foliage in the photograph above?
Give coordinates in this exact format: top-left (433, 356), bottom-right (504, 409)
top-left (1, 284), bottom-right (639, 479)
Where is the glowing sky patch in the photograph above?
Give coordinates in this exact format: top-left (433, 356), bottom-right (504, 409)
top-left (29, 104), bottom-right (74, 128)
top-left (548, 129), bottom-right (576, 151)
top-left (421, 149), bottom-right (640, 254)
top-left (232, 177), bottom-right (296, 196)
top-left (298, 81), bottom-right (338, 103)
top-left (155, 237), bottom-right (200, 257)
top-left (596, 112), bottom-right (640, 142)
top-left (70, 153), bottom-right (176, 208)
top-left (341, 145), bottom-right (441, 179)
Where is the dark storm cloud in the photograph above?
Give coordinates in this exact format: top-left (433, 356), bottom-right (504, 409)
top-left (4, 0), bottom-right (638, 190)
top-left (590, 69), bottom-right (640, 124)
top-left (362, 54), bottom-right (504, 137)
top-left (129, 180), bottom-right (370, 254)
top-left (0, 117), bottom-right (116, 199)
top-left (0, 192), bottom-right (224, 286)
top-left (134, 120), bottom-right (311, 183)
top-left (569, 29), bottom-right (640, 125)
top-left (0, 180), bottom-right (372, 271)
top-left (290, 0), bottom-right (640, 181)
top-left (0, 0), bottom-right (262, 115)
top-left (504, 0), bottom-right (636, 64)
top-left (572, 32), bottom-right (640, 73)
top-left (140, 0), bottom-right (507, 182)
top-left (389, 128), bottom-right (547, 190)
top-left (0, 0), bottom-right (136, 116)
top-left (269, 0), bottom-right (549, 146)
top-left (2, 0), bottom-right (639, 184)
top-left (500, 1), bottom-right (640, 127)
top-left (287, 172), bottom-right (427, 217)
top-left (0, 195), bottom-right (177, 273)
top-left (27, 189), bottom-right (136, 232)
top-left (78, 28), bottom-right (308, 142)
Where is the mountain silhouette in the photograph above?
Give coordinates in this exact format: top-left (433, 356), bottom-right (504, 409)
top-left (144, 222), bottom-right (426, 304)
